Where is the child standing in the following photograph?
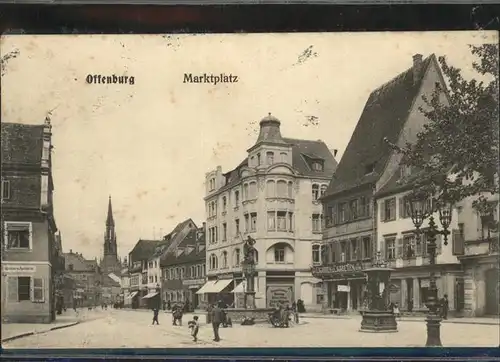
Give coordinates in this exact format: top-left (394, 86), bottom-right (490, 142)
top-left (188, 315), bottom-right (200, 342)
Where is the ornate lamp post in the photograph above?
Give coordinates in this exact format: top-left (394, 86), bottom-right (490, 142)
top-left (407, 190), bottom-right (452, 347)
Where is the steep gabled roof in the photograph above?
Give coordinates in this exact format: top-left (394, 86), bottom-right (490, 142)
top-left (153, 219), bottom-right (197, 260)
top-left (160, 228), bottom-right (206, 267)
top-left (324, 54), bottom-right (434, 197)
top-left (129, 239), bottom-right (159, 262)
top-left (1, 123), bottom-right (44, 165)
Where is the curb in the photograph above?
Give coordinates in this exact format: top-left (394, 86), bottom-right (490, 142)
top-left (2, 321), bottom-right (81, 343)
top-left (301, 315), bottom-right (499, 326)
top-left (1, 332), bottom-right (36, 343)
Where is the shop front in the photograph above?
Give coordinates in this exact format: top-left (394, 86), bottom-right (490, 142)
top-left (182, 278), bottom-right (206, 309)
top-left (312, 261), bottom-right (368, 312)
top-left (196, 273), bottom-right (242, 307)
top-left (388, 263), bottom-right (463, 314)
top-left (1, 262), bottom-right (53, 323)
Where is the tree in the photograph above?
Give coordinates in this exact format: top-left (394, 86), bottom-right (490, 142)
top-left (389, 44), bottom-right (499, 216)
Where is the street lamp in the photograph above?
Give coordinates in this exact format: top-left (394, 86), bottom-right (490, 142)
top-left (407, 190), bottom-right (452, 347)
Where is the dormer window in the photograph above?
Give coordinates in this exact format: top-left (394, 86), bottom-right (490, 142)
top-left (365, 163), bottom-right (375, 175)
top-left (280, 152), bottom-right (287, 163)
top-left (267, 151), bottom-right (275, 165)
top-left (312, 162), bottom-right (323, 172)
top-left (250, 156), bottom-right (255, 167)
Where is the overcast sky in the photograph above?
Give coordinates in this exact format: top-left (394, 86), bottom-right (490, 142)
top-left (1, 31), bottom-right (496, 261)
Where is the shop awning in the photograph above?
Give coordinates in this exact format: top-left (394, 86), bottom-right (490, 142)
top-left (142, 292), bottom-right (158, 299)
top-left (129, 291), bottom-right (139, 299)
top-left (231, 282), bottom-right (245, 293)
top-left (196, 280), bottom-right (218, 294)
top-left (211, 279), bottom-right (232, 293)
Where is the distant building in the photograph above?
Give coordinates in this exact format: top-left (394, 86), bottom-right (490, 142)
top-left (161, 224), bottom-right (206, 309)
top-left (126, 239), bottom-right (158, 308)
top-left (64, 250), bottom-right (102, 307)
top-left (203, 113), bottom-right (337, 310)
top-left (1, 117), bottom-right (62, 323)
top-left (99, 196), bottom-right (122, 301)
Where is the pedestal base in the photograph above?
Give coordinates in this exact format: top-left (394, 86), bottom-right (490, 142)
top-left (425, 314), bottom-right (442, 347)
top-left (359, 310), bottom-right (398, 333)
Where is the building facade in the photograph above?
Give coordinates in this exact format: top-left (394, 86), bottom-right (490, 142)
top-left (127, 239), bottom-right (158, 308)
top-left (1, 118), bottom-right (60, 323)
top-left (202, 114), bottom-right (337, 310)
top-left (317, 53), bottom-right (449, 313)
top-left (161, 224), bottom-right (206, 309)
top-left (64, 250), bottom-right (102, 308)
top-left (457, 193), bottom-right (499, 317)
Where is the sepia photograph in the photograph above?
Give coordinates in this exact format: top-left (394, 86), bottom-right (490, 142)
top-left (1, 31), bottom-right (499, 350)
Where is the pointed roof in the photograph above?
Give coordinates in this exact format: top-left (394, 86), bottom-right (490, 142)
top-left (106, 195), bottom-right (114, 226)
top-left (323, 54), bottom-right (435, 197)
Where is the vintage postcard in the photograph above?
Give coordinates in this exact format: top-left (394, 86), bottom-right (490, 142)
top-left (1, 31), bottom-right (498, 350)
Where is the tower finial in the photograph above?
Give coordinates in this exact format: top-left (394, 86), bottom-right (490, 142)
top-left (106, 196), bottom-right (114, 226)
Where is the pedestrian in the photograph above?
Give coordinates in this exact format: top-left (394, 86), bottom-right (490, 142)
top-left (206, 304), bottom-right (213, 324)
top-left (211, 302), bottom-right (224, 342)
top-left (152, 306), bottom-right (160, 325)
top-left (188, 315), bottom-right (200, 342)
top-left (393, 302), bottom-right (400, 318)
top-left (408, 299), bottom-right (414, 313)
top-left (167, 300), bottom-right (171, 311)
top-left (291, 301), bottom-right (299, 324)
top-left (440, 294), bottom-right (449, 320)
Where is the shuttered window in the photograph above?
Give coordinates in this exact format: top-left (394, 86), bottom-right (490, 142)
top-left (32, 277), bottom-right (45, 303)
top-left (452, 227), bottom-right (465, 255)
top-left (7, 277), bottom-right (18, 302)
top-left (396, 237), bottom-right (404, 258)
top-left (18, 276), bottom-right (31, 301)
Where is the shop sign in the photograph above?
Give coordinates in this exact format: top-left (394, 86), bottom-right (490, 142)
top-left (266, 285), bottom-right (293, 307)
top-left (388, 283), bottom-right (400, 293)
top-left (337, 285), bottom-right (350, 292)
top-left (182, 279), bottom-right (205, 286)
top-left (312, 262), bottom-right (364, 277)
top-left (2, 265), bottom-right (36, 274)
top-left (217, 273), bottom-right (233, 280)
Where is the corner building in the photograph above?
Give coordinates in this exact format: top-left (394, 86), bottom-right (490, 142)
top-left (203, 114), bottom-right (337, 311)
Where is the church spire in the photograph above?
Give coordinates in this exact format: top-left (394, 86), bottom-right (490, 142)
top-left (106, 195), bottom-right (114, 226)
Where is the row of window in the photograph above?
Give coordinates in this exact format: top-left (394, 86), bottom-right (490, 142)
top-left (383, 232), bottom-right (442, 260)
top-left (325, 196), bottom-right (371, 227)
top-left (249, 150), bottom-right (288, 168)
top-left (312, 184), bottom-right (328, 201)
top-left (148, 275), bottom-right (159, 283)
top-left (209, 248), bottom-right (257, 270)
top-left (148, 260), bottom-right (158, 269)
top-left (322, 237), bottom-right (373, 264)
top-left (1, 179), bottom-right (11, 200)
top-left (164, 263), bottom-right (206, 280)
top-left (381, 196), bottom-right (432, 222)
top-left (165, 290), bottom-right (190, 303)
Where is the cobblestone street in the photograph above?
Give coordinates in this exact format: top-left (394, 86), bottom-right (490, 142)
top-left (2, 309), bottom-right (499, 348)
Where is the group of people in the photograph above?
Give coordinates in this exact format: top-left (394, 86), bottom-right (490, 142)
top-left (388, 294), bottom-right (449, 319)
top-left (268, 300), bottom-right (303, 327)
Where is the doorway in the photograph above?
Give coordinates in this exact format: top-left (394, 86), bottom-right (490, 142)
top-left (485, 268), bottom-right (499, 316)
top-left (406, 278), bottom-right (414, 311)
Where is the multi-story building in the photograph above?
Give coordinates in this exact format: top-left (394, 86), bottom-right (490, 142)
top-left (317, 53), bottom-right (449, 313)
top-left (148, 219), bottom-right (197, 305)
top-left (1, 117), bottom-right (62, 323)
top-left (161, 224), bottom-right (206, 309)
top-left (374, 169), bottom-right (462, 314)
top-left (456, 193), bottom-right (499, 316)
top-left (202, 114), bottom-right (337, 310)
top-left (64, 250), bottom-right (102, 308)
top-left (126, 239), bottom-right (158, 308)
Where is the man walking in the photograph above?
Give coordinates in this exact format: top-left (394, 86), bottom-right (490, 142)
top-left (440, 294), bottom-right (449, 320)
top-left (211, 302), bottom-right (224, 342)
top-left (152, 306), bottom-right (160, 325)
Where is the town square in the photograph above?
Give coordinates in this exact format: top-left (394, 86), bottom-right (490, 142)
top-left (1, 31), bottom-right (498, 350)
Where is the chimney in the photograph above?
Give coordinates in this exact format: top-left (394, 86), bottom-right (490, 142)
top-left (413, 54), bottom-right (423, 84)
top-left (70, 249), bottom-right (73, 254)
top-left (334, 149), bottom-right (338, 158)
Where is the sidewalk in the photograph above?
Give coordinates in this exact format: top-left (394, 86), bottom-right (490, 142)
top-left (1, 309), bottom-right (104, 342)
top-left (300, 313), bottom-right (500, 325)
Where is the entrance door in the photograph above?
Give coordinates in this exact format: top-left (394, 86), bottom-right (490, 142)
top-left (485, 268), bottom-right (499, 316)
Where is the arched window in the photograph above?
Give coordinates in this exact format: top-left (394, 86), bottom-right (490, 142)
top-left (266, 180), bottom-right (276, 197)
top-left (257, 153), bottom-right (261, 165)
top-left (266, 151), bottom-right (275, 165)
top-left (277, 180), bottom-right (287, 197)
top-left (243, 184), bottom-right (249, 200)
top-left (287, 181), bottom-right (293, 198)
top-left (210, 254), bottom-right (218, 270)
top-left (235, 248), bottom-right (241, 266)
top-left (320, 185), bottom-right (327, 197)
top-left (280, 152), bottom-right (287, 163)
top-left (234, 190), bottom-right (240, 206)
top-left (274, 244), bottom-right (286, 262)
top-left (222, 251), bottom-right (228, 268)
top-left (312, 184), bottom-right (319, 200)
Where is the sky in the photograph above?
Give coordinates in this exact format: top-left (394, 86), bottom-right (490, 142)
top-left (1, 31), bottom-right (496, 261)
